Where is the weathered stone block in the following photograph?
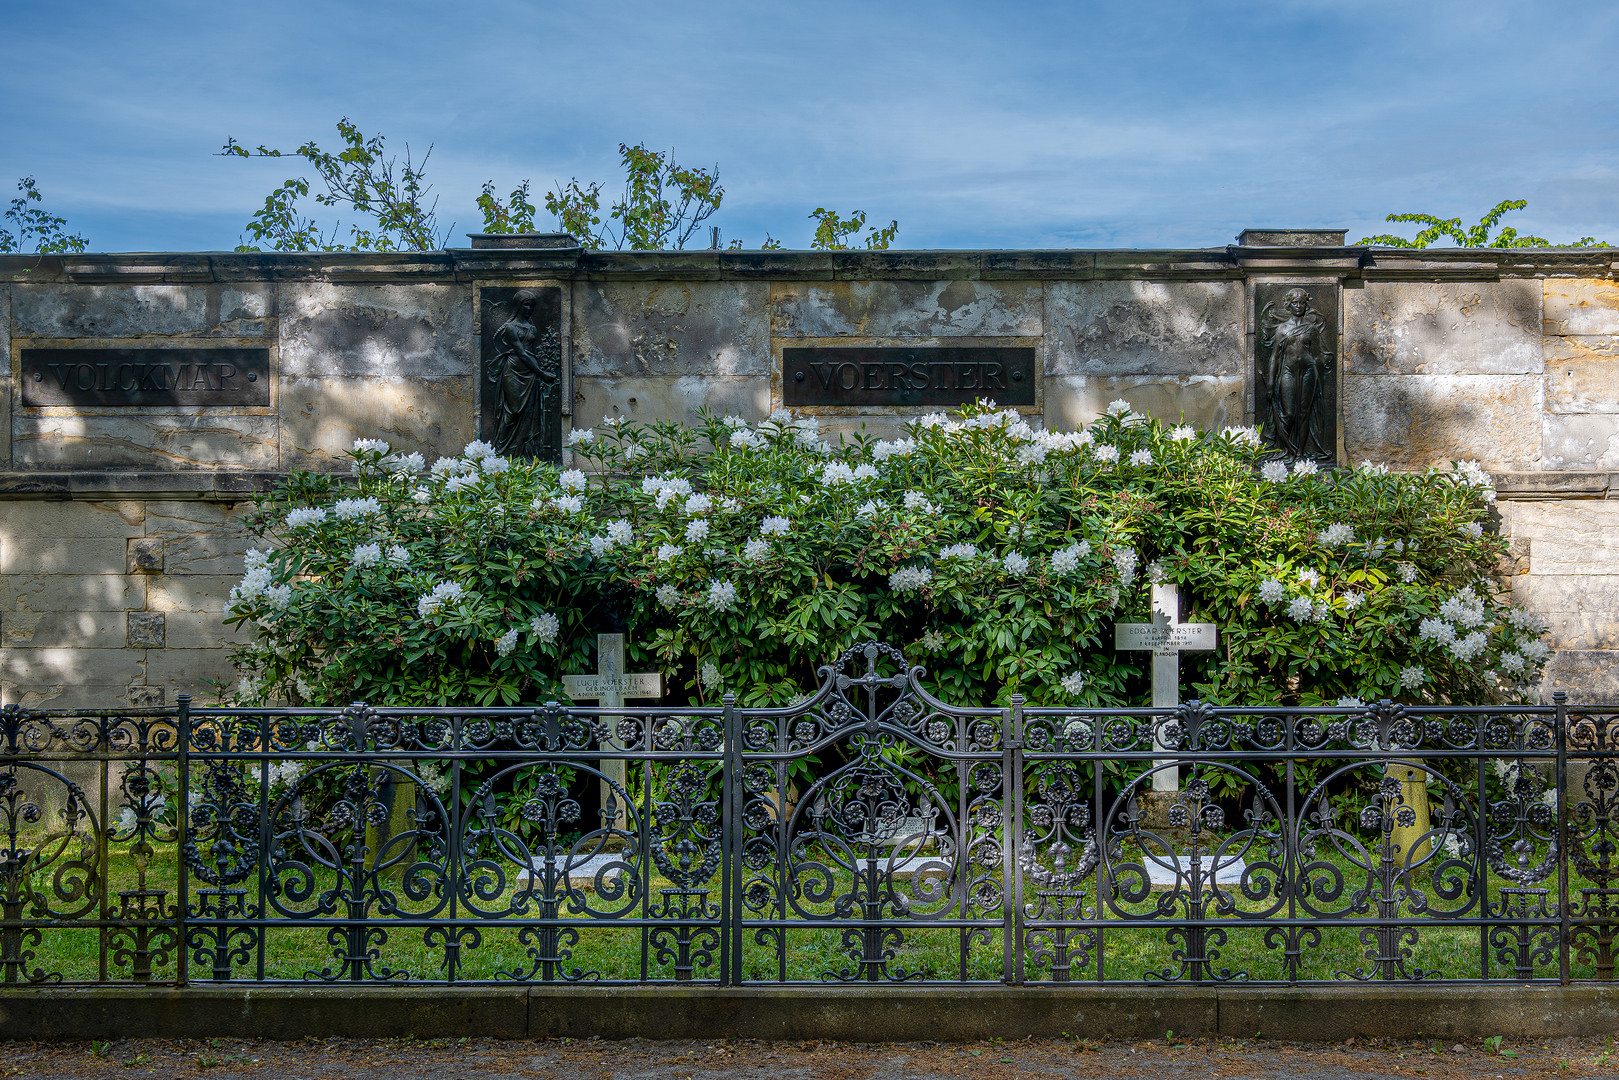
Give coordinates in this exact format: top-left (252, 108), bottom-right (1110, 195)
top-left (1507, 574), bottom-right (1619, 650)
top-left (147, 575), bottom-right (234, 614)
top-left (164, 611), bottom-right (250, 650)
top-left (1044, 281), bottom-right (1245, 376)
top-left (11, 283), bottom-right (274, 338)
top-left (1537, 648), bottom-right (1619, 704)
top-left (143, 502), bottom-right (251, 575)
top-left (126, 536), bottom-right (164, 573)
top-left (0, 610), bottom-right (127, 649)
top-left (143, 648), bottom-right (236, 698)
top-left (1544, 337), bottom-right (1619, 414)
top-left (0, 500), bottom-right (144, 539)
top-left (1, 284), bottom-right (11, 468)
top-left (1542, 279), bottom-right (1619, 336)
top-left (126, 685), bottom-right (165, 707)
top-left (278, 283), bottom-right (472, 377)
top-left (2, 574), bottom-right (147, 613)
top-left (1344, 281), bottom-right (1542, 375)
top-left (575, 281), bottom-right (769, 376)
top-left (1042, 375), bottom-right (1244, 432)
top-left (769, 281), bottom-right (1043, 340)
top-left (125, 612), bottom-right (166, 649)
top-left (1542, 412), bottom-right (1619, 469)
top-left (0, 535), bottom-right (126, 576)
top-left (279, 375), bottom-right (472, 470)
top-left (12, 411), bottom-right (279, 471)
top-left (573, 375), bottom-right (770, 430)
top-left (1341, 374), bottom-right (1541, 470)
top-left (0, 647), bottom-right (145, 692)
top-left (1497, 500), bottom-right (1619, 574)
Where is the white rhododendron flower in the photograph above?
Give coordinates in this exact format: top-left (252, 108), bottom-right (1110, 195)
top-left (559, 469), bottom-right (588, 492)
top-left (1291, 460), bottom-right (1319, 478)
top-left (1169, 425), bottom-right (1196, 441)
top-left (699, 660), bottom-right (724, 690)
top-left (920, 629), bottom-right (946, 652)
top-left (1060, 671), bottom-right (1086, 695)
top-left (351, 542), bottom-right (382, 568)
top-left (1287, 596), bottom-right (1315, 621)
top-left (656, 544), bottom-right (682, 561)
top-left (1129, 448), bottom-right (1154, 467)
top-left (902, 491), bottom-right (937, 514)
top-left (1321, 523), bottom-right (1354, 547)
top-left (743, 538), bottom-right (771, 561)
top-left (529, 612), bottom-right (560, 642)
top-left (1106, 399), bottom-right (1132, 416)
top-left (1093, 444), bottom-right (1120, 464)
top-left (683, 494), bottom-right (712, 516)
top-left (1400, 665), bottom-right (1427, 690)
top-left (416, 581), bottom-right (466, 618)
top-left (1050, 543), bottom-right (1090, 575)
top-left (760, 516), bottom-right (790, 536)
top-left (1260, 460), bottom-right (1289, 483)
top-left (463, 440), bottom-right (496, 460)
top-left (285, 507), bottom-right (327, 529)
top-left (1111, 547), bottom-right (1138, 586)
top-left (889, 566), bottom-right (933, 593)
top-left (495, 628), bottom-right (520, 657)
top-left (654, 585), bottom-right (681, 609)
top-left (1297, 568), bottom-right (1320, 588)
top-left (939, 543), bottom-right (980, 561)
top-left (685, 519), bottom-right (710, 542)
top-left (566, 428), bottom-right (595, 446)
top-left (1457, 522), bottom-right (1484, 539)
top-left (705, 579), bottom-right (739, 610)
top-left (353, 438), bottom-right (391, 454)
top-left (551, 494), bottom-right (584, 514)
top-left (1258, 578), bottom-right (1286, 604)
top-left (1002, 552), bottom-right (1031, 576)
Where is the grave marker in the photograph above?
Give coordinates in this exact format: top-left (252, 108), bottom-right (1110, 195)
top-left (1114, 582), bottom-right (1217, 792)
top-left (561, 633), bottom-right (662, 830)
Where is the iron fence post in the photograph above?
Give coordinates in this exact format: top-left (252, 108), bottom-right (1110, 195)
top-left (1003, 695), bottom-right (1023, 985)
top-left (722, 692), bottom-right (741, 987)
top-left (1555, 691), bottom-right (1570, 985)
top-left (175, 694), bottom-right (190, 987)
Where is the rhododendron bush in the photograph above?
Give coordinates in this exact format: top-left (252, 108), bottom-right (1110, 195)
top-left (225, 401), bottom-right (1548, 710)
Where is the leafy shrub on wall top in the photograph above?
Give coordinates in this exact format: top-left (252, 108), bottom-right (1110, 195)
top-left (224, 403), bottom-right (1547, 712)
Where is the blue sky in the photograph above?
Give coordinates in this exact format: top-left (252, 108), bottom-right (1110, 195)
top-left (3, 0), bottom-right (1618, 252)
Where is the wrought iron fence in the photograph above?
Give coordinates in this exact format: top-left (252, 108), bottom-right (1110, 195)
top-left (2, 641), bottom-right (1615, 987)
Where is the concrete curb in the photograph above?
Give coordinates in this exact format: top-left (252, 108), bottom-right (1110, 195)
top-left (2, 985), bottom-right (1617, 1042)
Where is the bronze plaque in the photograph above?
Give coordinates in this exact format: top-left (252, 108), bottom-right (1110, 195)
top-left (1254, 284), bottom-right (1337, 462)
top-left (479, 286), bottom-right (563, 464)
top-left (20, 348), bottom-right (270, 407)
top-left (783, 346), bottom-right (1036, 407)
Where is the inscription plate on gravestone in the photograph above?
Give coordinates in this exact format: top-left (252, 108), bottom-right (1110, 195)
top-left (479, 285), bottom-right (563, 464)
top-left (783, 346), bottom-right (1036, 407)
top-left (20, 348), bottom-right (270, 407)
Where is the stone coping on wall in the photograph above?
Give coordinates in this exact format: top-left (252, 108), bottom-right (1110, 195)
top-left (5, 245), bottom-right (1619, 284)
top-left (1, 985), bottom-right (1617, 1042)
top-left (0, 469), bottom-right (1610, 501)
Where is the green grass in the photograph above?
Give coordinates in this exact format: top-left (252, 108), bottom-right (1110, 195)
top-left (10, 835), bottom-right (1611, 986)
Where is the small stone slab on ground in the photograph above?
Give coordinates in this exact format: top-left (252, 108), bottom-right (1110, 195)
top-left (516, 853), bottom-right (631, 889)
top-left (1142, 855), bottom-right (1249, 888)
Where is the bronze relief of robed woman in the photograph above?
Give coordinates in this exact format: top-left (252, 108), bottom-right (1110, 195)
top-left (480, 286), bottom-right (563, 463)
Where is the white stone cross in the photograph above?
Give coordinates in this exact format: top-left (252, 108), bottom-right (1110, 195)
top-left (561, 633), bottom-right (662, 828)
top-left (1114, 582), bottom-right (1217, 792)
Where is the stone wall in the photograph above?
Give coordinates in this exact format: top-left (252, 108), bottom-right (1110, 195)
top-left (4, 241), bottom-right (1618, 706)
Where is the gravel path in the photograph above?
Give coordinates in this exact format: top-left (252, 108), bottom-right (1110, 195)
top-left (3, 1035), bottom-right (1614, 1080)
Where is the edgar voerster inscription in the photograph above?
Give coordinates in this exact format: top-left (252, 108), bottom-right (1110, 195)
top-left (479, 286), bottom-right (563, 464)
top-left (20, 348), bottom-right (270, 407)
top-left (782, 346), bottom-right (1036, 407)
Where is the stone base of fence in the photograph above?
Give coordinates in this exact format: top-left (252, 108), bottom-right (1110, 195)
top-left (2, 985), bottom-right (1616, 1042)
